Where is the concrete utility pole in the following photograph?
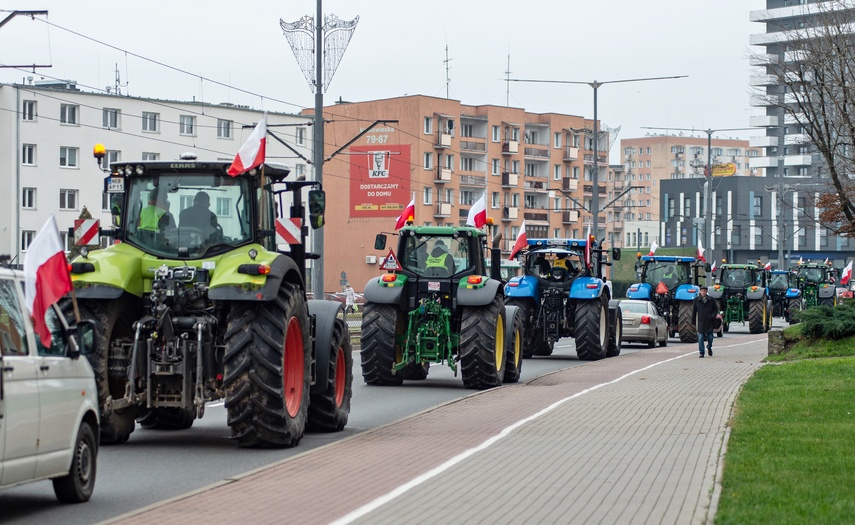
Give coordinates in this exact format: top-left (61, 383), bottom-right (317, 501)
top-left (508, 76), bottom-right (686, 241)
top-left (767, 180), bottom-right (801, 268)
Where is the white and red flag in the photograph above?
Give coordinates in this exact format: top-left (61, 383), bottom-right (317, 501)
top-left (824, 257), bottom-right (830, 265)
top-left (697, 239), bottom-right (706, 263)
top-left (798, 256), bottom-right (804, 265)
top-left (227, 115), bottom-right (267, 176)
top-left (648, 240), bottom-right (658, 256)
top-left (508, 221), bottom-right (527, 260)
top-left (711, 260), bottom-right (717, 273)
top-left (584, 222), bottom-right (593, 268)
top-left (841, 260), bottom-right (853, 285)
top-left (395, 193), bottom-right (416, 230)
top-left (763, 261), bottom-right (772, 270)
top-left (466, 194), bottom-right (487, 228)
top-left (24, 215), bottom-right (72, 348)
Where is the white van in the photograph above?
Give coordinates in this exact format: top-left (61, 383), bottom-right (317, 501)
top-left (0, 267), bottom-right (99, 503)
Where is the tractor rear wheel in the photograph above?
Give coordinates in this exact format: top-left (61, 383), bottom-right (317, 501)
top-left (820, 297), bottom-right (835, 307)
top-left (748, 299), bottom-right (765, 334)
top-left (574, 297), bottom-right (608, 361)
top-left (360, 303), bottom-right (404, 386)
top-left (307, 317), bottom-right (353, 432)
top-left (505, 299), bottom-right (538, 358)
top-left (678, 301), bottom-right (698, 343)
top-left (137, 408), bottom-right (195, 431)
top-left (606, 305), bottom-right (622, 357)
top-left (787, 298), bottom-right (802, 324)
top-left (503, 306), bottom-right (524, 383)
top-left (460, 295), bottom-right (506, 390)
top-left (223, 281), bottom-right (311, 447)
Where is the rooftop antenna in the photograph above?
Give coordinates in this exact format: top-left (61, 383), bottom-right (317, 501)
top-left (505, 54), bottom-right (511, 106)
top-left (444, 44), bottom-right (453, 99)
top-left (113, 63), bottom-right (127, 95)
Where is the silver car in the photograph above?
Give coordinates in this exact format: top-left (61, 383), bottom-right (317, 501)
top-left (620, 300), bottom-right (668, 348)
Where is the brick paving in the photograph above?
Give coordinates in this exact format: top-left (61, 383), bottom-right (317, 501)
top-left (104, 336), bottom-right (768, 525)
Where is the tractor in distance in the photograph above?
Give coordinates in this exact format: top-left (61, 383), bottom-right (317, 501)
top-left (625, 254), bottom-right (710, 342)
top-left (767, 269), bottom-right (802, 323)
top-left (708, 261), bottom-right (773, 333)
top-left (795, 260), bottom-right (838, 309)
top-left (65, 154), bottom-right (352, 447)
top-left (360, 220), bottom-right (524, 390)
top-left (504, 236), bottom-right (623, 360)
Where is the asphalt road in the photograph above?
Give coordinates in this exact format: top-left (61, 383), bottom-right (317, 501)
top-left (0, 328), bottom-right (742, 525)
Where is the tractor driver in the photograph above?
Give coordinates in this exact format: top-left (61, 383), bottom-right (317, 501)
top-left (424, 239), bottom-right (456, 277)
top-left (138, 188), bottom-right (175, 234)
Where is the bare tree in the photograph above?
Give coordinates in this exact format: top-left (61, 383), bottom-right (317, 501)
top-left (753, 0), bottom-right (855, 236)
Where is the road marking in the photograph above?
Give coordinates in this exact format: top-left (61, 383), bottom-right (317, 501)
top-left (329, 350), bottom-right (700, 525)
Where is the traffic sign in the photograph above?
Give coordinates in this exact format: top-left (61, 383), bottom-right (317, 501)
top-left (381, 248), bottom-right (402, 271)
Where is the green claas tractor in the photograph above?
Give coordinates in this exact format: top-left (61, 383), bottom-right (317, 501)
top-left (796, 262), bottom-right (837, 309)
top-left (708, 262), bottom-right (773, 333)
top-left (361, 224), bottom-right (524, 390)
top-left (65, 156), bottom-right (352, 447)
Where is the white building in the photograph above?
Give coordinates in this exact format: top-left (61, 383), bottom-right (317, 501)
top-left (0, 81), bottom-right (312, 263)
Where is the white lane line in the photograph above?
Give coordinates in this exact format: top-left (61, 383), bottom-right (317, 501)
top-left (329, 351), bottom-right (696, 525)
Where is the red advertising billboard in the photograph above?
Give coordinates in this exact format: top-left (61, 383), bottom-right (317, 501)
top-left (349, 144), bottom-right (411, 218)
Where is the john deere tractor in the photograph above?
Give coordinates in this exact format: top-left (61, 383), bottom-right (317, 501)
top-left (767, 269), bottom-right (802, 323)
top-left (360, 224), bottom-right (524, 390)
top-left (708, 262), bottom-right (772, 333)
top-left (626, 255), bottom-right (706, 342)
top-left (796, 262), bottom-right (837, 309)
top-left (504, 237), bottom-right (622, 360)
top-left (65, 156), bottom-right (352, 447)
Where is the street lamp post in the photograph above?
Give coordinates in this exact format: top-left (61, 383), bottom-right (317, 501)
top-left (766, 181), bottom-right (801, 268)
top-left (508, 76), bottom-right (686, 241)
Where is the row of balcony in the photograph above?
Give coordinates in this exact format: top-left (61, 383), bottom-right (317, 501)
top-left (434, 136), bottom-right (583, 165)
top-left (430, 202), bottom-right (584, 225)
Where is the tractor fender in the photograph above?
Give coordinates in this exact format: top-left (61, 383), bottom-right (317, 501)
top-left (818, 285), bottom-right (836, 298)
top-left (785, 288), bottom-right (801, 299)
top-left (569, 276), bottom-right (603, 300)
top-left (625, 282), bottom-right (652, 300)
top-left (363, 275), bottom-right (406, 304)
top-left (745, 287), bottom-right (766, 301)
top-left (72, 283), bottom-right (126, 300)
top-left (504, 275), bottom-right (539, 300)
top-left (608, 299), bottom-right (620, 324)
top-left (69, 243), bottom-right (146, 298)
top-left (307, 299), bottom-right (344, 396)
top-left (707, 286), bottom-right (724, 300)
top-left (504, 305), bottom-right (520, 343)
top-left (208, 254), bottom-right (303, 301)
top-left (458, 279), bottom-right (501, 306)
top-left (674, 283), bottom-right (700, 301)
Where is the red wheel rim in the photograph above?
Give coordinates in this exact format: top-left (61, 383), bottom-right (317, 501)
top-left (283, 317), bottom-right (305, 418)
top-left (334, 345), bottom-right (346, 406)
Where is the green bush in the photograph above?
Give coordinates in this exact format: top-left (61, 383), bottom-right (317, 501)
top-left (795, 301), bottom-right (855, 340)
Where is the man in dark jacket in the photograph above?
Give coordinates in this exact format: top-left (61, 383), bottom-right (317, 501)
top-left (692, 286), bottom-right (718, 358)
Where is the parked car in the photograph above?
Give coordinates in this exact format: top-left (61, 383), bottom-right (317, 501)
top-left (620, 300), bottom-right (668, 348)
top-left (0, 267), bottom-right (99, 503)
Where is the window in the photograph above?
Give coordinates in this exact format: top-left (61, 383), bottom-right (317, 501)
top-left (554, 198), bottom-right (560, 212)
top-left (105, 150), bottom-right (121, 166)
top-left (103, 108), bottom-right (120, 129)
top-left (525, 163), bottom-right (536, 177)
top-left (554, 132), bottom-right (561, 148)
top-left (423, 152), bottom-right (433, 170)
top-left (753, 196), bottom-right (762, 216)
top-left (644, 232), bottom-right (649, 245)
top-left (684, 199), bottom-right (691, 218)
top-left (716, 196), bottom-right (723, 216)
top-left (492, 125), bottom-right (499, 142)
top-left (59, 147), bottom-right (79, 168)
top-left (820, 227), bottom-right (828, 247)
top-left (573, 166), bottom-right (579, 179)
top-left (445, 189), bottom-right (454, 203)
top-left (512, 128), bottom-right (520, 141)
top-left (21, 230), bottom-right (35, 251)
top-left (423, 186), bottom-right (432, 205)
top-left (492, 158), bottom-right (499, 175)
top-left (142, 111), bottom-right (159, 132)
top-left (296, 127), bottom-right (305, 145)
top-left (461, 157), bottom-right (475, 171)
top-left (460, 191), bottom-right (475, 205)
top-left (424, 117), bottom-right (433, 135)
top-left (215, 197), bottom-right (232, 217)
top-left (754, 226), bottom-right (763, 245)
top-left (142, 152), bottom-right (159, 161)
top-left (798, 228), bottom-right (807, 248)
top-left (461, 124), bottom-right (474, 137)
top-left (732, 225), bottom-right (741, 246)
top-left (554, 165), bottom-right (561, 181)
top-left (22, 187), bottom-right (36, 209)
top-left (217, 119), bottom-right (232, 139)
top-left (179, 115), bottom-right (196, 135)
top-left (59, 189), bottom-right (78, 210)
top-left (492, 192), bottom-right (500, 209)
top-left (295, 164), bottom-right (305, 179)
top-left (22, 100), bottom-right (37, 121)
top-left (60, 104), bottom-right (78, 125)
top-left (22, 144), bottom-right (36, 165)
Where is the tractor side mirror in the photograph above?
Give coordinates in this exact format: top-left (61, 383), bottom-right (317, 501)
top-left (612, 248), bottom-right (621, 261)
top-left (374, 234), bottom-right (387, 250)
top-left (308, 189), bottom-right (325, 229)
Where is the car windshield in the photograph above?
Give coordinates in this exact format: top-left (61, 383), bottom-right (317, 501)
top-left (620, 302), bottom-right (649, 314)
top-left (400, 234), bottom-right (473, 277)
top-left (124, 174), bottom-right (253, 258)
top-left (643, 262), bottom-right (687, 287)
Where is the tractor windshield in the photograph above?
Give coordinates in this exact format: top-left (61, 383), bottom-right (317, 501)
top-left (400, 234), bottom-right (474, 277)
top-left (643, 262), bottom-right (687, 289)
top-left (527, 249), bottom-right (584, 278)
top-left (124, 174), bottom-right (253, 258)
top-left (769, 273), bottom-right (790, 290)
top-left (800, 267), bottom-right (825, 283)
top-left (721, 268), bottom-right (755, 288)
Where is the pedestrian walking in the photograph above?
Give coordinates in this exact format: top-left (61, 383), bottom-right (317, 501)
top-left (692, 285), bottom-right (718, 358)
top-left (344, 284), bottom-right (356, 315)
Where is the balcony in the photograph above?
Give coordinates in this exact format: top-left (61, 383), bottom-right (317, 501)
top-left (750, 135), bottom-right (779, 148)
top-left (502, 140), bottom-right (519, 155)
top-left (612, 179), bottom-right (625, 189)
top-left (435, 167), bottom-right (452, 183)
top-left (459, 174), bottom-right (486, 187)
top-left (611, 220), bottom-right (624, 231)
top-left (583, 153), bottom-right (608, 165)
top-left (501, 171), bottom-right (518, 188)
top-left (434, 202), bottom-right (451, 217)
top-left (523, 211), bottom-right (548, 222)
top-left (502, 206), bottom-right (519, 221)
top-left (460, 139), bottom-right (487, 152)
top-left (562, 210), bottom-right (579, 224)
top-left (749, 115), bottom-right (779, 127)
top-left (749, 156), bottom-right (778, 169)
top-left (524, 146), bottom-right (549, 159)
top-left (784, 154), bottom-right (812, 166)
top-left (435, 132), bottom-right (452, 149)
top-left (563, 147), bottom-right (579, 161)
top-left (583, 185), bottom-right (607, 195)
top-left (562, 178), bottom-right (578, 192)
top-left (523, 180), bottom-right (547, 191)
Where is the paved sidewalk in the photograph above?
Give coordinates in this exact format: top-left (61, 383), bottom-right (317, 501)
top-left (106, 337), bottom-right (768, 525)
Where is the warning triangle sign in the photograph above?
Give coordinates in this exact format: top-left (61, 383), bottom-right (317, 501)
top-left (382, 249), bottom-right (402, 271)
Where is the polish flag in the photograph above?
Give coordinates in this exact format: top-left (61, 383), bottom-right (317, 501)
top-left (824, 257), bottom-right (830, 265)
top-left (227, 115), bottom-right (267, 176)
top-left (763, 261), bottom-right (772, 270)
top-left (508, 221), bottom-right (527, 260)
top-left (584, 222), bottom-right (593, 268)
top-left (648, 240), bottom-right (658, 256)
top-left (798, 256), bottom-right (804, 265)
top-left (697, 239), bottom-right (706, 263)
top-left (24, 215), bottom-right (72, 348)
top-left (395, 194), bottom-right (416, 230)
top-left (466, 194), bottom-right (487, 228)
top-left (711, 260), bottom-right (717, 273)
top-left (841, 260), bottom-right (853, 285)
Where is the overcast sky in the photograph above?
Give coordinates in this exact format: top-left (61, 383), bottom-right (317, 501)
top-left (1, 1), bottom-right (765, 162)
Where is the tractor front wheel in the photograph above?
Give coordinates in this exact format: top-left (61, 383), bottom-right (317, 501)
top-left (787, 298), bottom-right (802, 324)
top-left (460, 296), bottom-right (506, 390)
top-left (678, 301), bottom-right (698, 343)
top-left (574, 297), bottom-right (608, 361)
top-left (307, 317), bottom-right (353, 432)
top-left (360, 303), bottom-right (404, 386)
top-left (503, 306), bottom-right (524, 383)
top-left (505, 299), bottom-right (538, 358)
top-left (748, 299), bottom-right (766, 334)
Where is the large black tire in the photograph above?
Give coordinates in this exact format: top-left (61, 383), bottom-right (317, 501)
top-left (307, 318), bottom-right (353, 432)
top-left (678, 301), bottom-right (698, 343)
top-left (505, 298), bottom-right (538, 358)
top-left (137, 408), bottom-right (195, 431)
top-left (62, 296), bottom-right (140, 444)
top-left (401, 361), bottom-right (430, 380)
top-left (787, 298), bottom-right (802, 324)
top-left (459, 295), bottom-right (507, 390)
top-left (503, 306), bottom-right (524, 383)
top-left (647, 332), bottom-right (657, 349)
top-left (223, 282), bottom-right (311, 448)
top-left (606, 305), bottom-right (622, 357)
top-left (574, 297), bottom-right (608, 361)
top-left (748, 299), bottom-right (765, 334)
top-left (52, 421), bottom-right (97, 503)
top-left (532, 339), bottom-right (554, 357)
top-left (360, 303), bottom-right (404, 386)
top-left (820, 297), bottom-right (835, 307)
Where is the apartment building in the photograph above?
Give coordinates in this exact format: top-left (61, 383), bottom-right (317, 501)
top-left (314, 95), bottom-right (607, 291)
top-left (0, 81), bottom-right (312, 264)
